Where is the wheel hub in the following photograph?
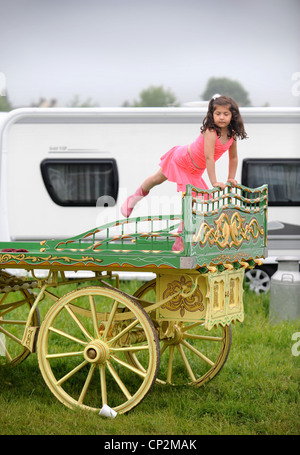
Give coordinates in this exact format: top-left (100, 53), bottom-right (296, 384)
top-left (164, 324), bottom-right (183, 345)
top-left (83, 340), bottom-right (110, 364)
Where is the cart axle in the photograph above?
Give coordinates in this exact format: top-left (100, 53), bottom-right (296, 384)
top-left (84, 340), bottom-right (110, 364)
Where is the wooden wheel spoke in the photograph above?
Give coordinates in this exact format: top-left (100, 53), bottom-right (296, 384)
top-left (49, 326), bottom-right (88, 346)
top-left (106, 359), bottom-right (132, 400)
top-left (0, 325), bottom-right (23, 345)
top-left (0, 299), bottom-right (29, 315)
top-left (180, 322), bottom-right (201, 333)
top-left (181, 339), bottom-right (215, 367)
top-left (100, 364), bottom-right (107, 406)
top-left (160, 341), bottom-right (169, 357)
top-left (46, 350), bottom-right (84, 359)
top-left (65, 304), bottom-right (93, 342)
top-left (0, 293), bottom-right (7, 305)
top-left (102, 300), bottom-right (119, 341)
top-left (108, 319), bottom-right (139, 345)
top-left (110, 354), bottom-right (147, 379)
top-left (176, 344), bottom-right (196, 382)
top-left (0, 319), bottom-right (27, 326)
top-left (166, 345), bottom-right (175, 383)
top-left (89, 295), bottom-right (99, 339)
top-left (77, 363), bottom-right (96, 405)
top-left (55, 360), bottom-right (88, 387)
top-left (110, 344), bottom-right (149, 353)
top-left (184, 333), bottom-right (223, 342)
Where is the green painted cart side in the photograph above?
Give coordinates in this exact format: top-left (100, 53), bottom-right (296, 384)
top-left (0, 183), bottom-right (267, 272)
top-left (0, 183), bottom-right (268, 415)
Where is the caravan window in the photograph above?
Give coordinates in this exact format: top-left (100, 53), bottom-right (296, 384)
top-left (41, 159), bottom-right (119, 206)
top-left (242, 159), bottom-right (300, 206)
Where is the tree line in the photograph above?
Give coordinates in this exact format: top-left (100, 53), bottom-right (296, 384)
top-left (0, 77), bottom-right (251, 111)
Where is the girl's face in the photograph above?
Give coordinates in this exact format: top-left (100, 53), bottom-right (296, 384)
top-left (213, 104), bottom-right (232, 129)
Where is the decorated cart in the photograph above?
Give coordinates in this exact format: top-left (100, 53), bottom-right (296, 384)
top-left (0, 183), bottom-right (267, 415)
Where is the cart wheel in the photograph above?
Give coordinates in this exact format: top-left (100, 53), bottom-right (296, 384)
top-left (37, 286), bottom-right (160, 414)
top-left (0, 285), bottom-right (39, 367)
top-left (133, 279), bottom-right (231, 387)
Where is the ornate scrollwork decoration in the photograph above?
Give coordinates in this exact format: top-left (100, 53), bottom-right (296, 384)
top-left (193, 212), bottom-right (264, 249)
top-left (161, 275), bottom-right (204, 317)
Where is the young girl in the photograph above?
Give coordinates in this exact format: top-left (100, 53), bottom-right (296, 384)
top-left (121, 95), bottom-right (248, 218)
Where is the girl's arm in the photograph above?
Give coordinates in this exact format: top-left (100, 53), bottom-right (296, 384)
top-left (204, 130), bottom-right (226, 190)
top-left (227, 139), bottom-right (238, 187)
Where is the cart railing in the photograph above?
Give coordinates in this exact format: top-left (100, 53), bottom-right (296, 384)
top-left (0, 183), bottom-right (268, 270)
top-left (182, 183), bottom-right (268, 266)
top-left (41, 214), bottom-right (182, 253)
top-left (40, 183), bottom-right (267, 262)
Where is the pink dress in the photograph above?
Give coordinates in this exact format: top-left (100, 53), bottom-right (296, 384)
top-left (159, 132), bottom-right (234, 192)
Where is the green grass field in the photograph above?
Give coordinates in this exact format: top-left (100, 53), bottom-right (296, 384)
top-left (0, 281), bottom-right (299, 435)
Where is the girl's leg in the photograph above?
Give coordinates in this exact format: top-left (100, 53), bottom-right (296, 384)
top-left (141, 168), bottom-right (167, 192)
top-left (121, 168), bottom-right (167, 217)
top-left (172, 220), bottom-right (184, 251)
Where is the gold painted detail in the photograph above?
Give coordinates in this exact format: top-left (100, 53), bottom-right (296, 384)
top-left (193, 212), bottom-right (264, 248)
top-left (205, 269), bottom-right (244, 331)
top-left (161, 275), bottom-right (204, 317)
top-left (209, 252), bottom-right (250, 264)
top-left (22, 326), bottom-right (39, 352)
top-left (0, 253), bottom-right (103, 265)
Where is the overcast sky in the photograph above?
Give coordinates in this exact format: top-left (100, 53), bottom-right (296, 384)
top-left (1, 0), bottom-right (300, 107)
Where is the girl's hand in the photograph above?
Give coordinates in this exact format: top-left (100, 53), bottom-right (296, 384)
top-left (213, 181), bottom-right (226, 190)
top-left (227, 178), bottom-right (237, 187)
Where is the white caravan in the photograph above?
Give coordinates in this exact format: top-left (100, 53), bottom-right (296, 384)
top-left (0, 107), bottom-right (299, 288)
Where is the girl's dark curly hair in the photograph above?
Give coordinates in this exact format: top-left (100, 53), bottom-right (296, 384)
top-left (201, 95), bottom-right (248, 140)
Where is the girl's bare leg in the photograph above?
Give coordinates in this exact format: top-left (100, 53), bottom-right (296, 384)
top-left (121, 168), bottom-right (167, 217)
top-left (141, 168), bottom-right (167, 192)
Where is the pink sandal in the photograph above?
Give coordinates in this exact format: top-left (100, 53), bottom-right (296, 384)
top-left (121, 186), bottom-right (149, 218)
